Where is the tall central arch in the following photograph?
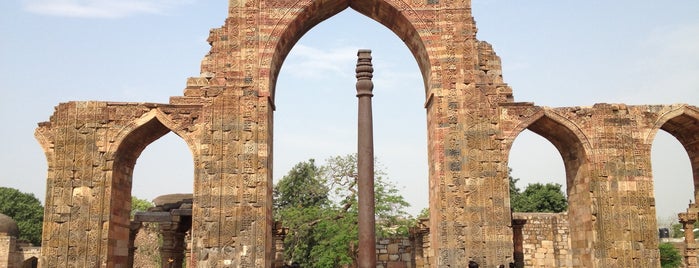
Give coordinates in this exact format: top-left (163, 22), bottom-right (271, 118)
top-left (191, 0), bottom-right (516, 266)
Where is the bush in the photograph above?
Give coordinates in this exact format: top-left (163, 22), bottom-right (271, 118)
top-left (659, 242), bottom-right (682, 268)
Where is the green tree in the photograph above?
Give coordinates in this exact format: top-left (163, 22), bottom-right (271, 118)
top-left (659, 242), bottom-right (682, 268)
top-left (0, 187), bottom-right (44, 245)
top-left (131, 196), bottom-right (153, 218)
top-left (273, 159), bottom-right (330, 265)
top-left (274, 155), bottom-right (411, 267)
top-left (510, 180), bottom-right (567, 213)
top-left (274, 159), bottom-right (329, 210)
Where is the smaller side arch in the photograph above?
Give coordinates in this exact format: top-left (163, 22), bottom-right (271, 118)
top-left (648, 105), bottom-right (699, 141)
top-left (503, 107), bottom-right (594, 267)
top-left (104, 106), bottom-right (198, 266)
top-left (108, 107), bottom-right (200, 160)
top-left (645, 104), bottom-right (696, 143)
top-left (648, 105), bottom-right (699, 199)
top-left (504, 108), bottom-right (592, 188)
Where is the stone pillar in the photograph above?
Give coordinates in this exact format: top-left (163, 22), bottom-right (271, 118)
top-left (159, 222), bottom-right (186, 268)
top-left (512, 219), bottom-right (527, 268)
top-left (355, 49), bottom-right (377, 268)
top-left (128, 221), bottom-right (142, 268)
top-left (679, 211), bottom-right (698, 268)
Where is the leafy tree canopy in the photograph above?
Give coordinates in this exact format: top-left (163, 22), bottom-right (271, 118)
top-left (0, 187), bottom-right (44, 245)
top-left (274, 154), bottom-right (411, 267)
top-left (659, 242), bottom-right (682, 268)
top-left (274, 159), bottom-right (329, 210)
top-left (509, 173), bottom-right (567, 213)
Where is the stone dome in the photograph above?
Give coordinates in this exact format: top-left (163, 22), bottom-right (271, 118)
top-left (0, 213), bottom-right (20, 238)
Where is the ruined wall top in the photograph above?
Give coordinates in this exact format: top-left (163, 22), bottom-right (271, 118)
top-left (179, 0), bottom-right (509, 106)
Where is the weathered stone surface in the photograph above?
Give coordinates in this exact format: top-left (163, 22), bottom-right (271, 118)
top-left (514, 213), bottom-right (571, 268)
top-left (33, 0), bottom-right (699, 267)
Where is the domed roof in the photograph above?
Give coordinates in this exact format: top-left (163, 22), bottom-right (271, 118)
top-left (0, 213), bottom-right (20, 238)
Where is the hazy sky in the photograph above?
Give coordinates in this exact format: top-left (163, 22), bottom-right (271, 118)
top-left (1, 1), bottom-right (697, 222)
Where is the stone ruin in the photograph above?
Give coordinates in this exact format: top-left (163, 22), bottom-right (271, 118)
top-left (131, 194), bottom-right (193, 268)
top-left (0, 214), bottom-right (40, 267)
top-left (34, 0), bottom-right (698, 267)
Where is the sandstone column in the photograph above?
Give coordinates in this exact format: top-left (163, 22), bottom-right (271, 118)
top-left (159, 222), bottom-right (187, 268)
top-left (680, 210), bottom-right (698, 268)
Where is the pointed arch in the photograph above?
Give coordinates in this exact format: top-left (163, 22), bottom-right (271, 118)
top-left (505, 107), bottom-right (593, 266)
top-left (506, 108), bottom-right (591, 188)
top-left (649, 105), bottom-right (699, 198)
top-left (109, 108), bottom-right (198, 160)
top-left (265, 0), bottom-right (432, 101)
top-left (647, 105), bottom-right (699, 144)
top-left (105, 107), bottom-right (197, 265)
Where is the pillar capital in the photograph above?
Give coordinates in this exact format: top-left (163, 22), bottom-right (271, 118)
top-left (679, 212), bottom-right (697, 224)
top-left (355, 49), bottom-right (374, 97)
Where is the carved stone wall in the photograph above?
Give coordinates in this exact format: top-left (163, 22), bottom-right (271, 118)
top-left (35, 0), bottom-right (699, 267)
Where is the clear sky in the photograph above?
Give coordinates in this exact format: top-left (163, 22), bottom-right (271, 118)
top-left (1, 1), bottom-right (697, 223)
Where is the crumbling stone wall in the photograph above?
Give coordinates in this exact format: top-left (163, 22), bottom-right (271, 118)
top-left (410, 219), bottom-right (432, 267)
top-left (35, 0), bottom-right (699, 267)
top-left (514, 212), bottom-right (571, 267)
top-left (376, 238), bottom-right (413, 268)
top-left (0, 234), bottom-right (22, 268)
top-left (0, 228), bottom-right (40, 267)
top-left (35, 102), bottom-right (202, 267)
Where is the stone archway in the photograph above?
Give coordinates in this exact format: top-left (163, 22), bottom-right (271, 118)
top-left (190, 0), bottom-right (516, 266)
top-left (109, 114), bottom-right (190, 265)
top-left (36, 1), bottom-right (698, 267)
top-left (504, 108), bottom-right (593, 267)
top-left (35, 104), bottom-right (200, 267)
top-left (652, 106), bottom-right (699, 196)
